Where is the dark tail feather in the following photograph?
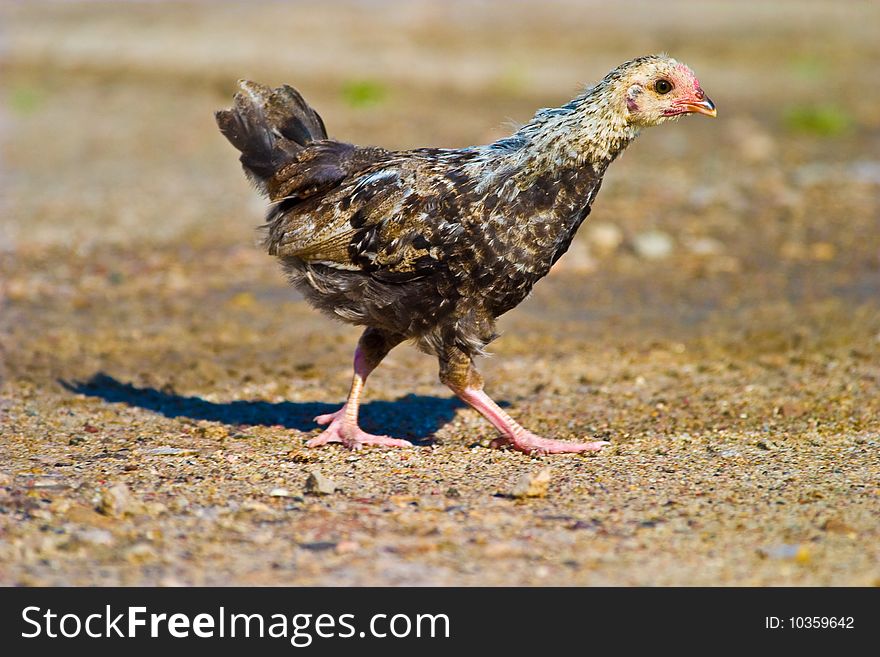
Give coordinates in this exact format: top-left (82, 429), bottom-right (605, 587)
top-left (215, 80), bottom-right (328, 192)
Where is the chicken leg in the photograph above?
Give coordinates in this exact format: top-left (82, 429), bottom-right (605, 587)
top-left (306, 328), bottom-right (411, 449)
top-left (440, 347), bottom-right (609, 455)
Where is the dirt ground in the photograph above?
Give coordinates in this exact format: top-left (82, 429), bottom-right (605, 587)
top-left (1, 0), bottom-right (878, 586)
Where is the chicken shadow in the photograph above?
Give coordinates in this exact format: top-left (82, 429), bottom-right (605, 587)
top-left (61, 373), bottom-right (467, 445)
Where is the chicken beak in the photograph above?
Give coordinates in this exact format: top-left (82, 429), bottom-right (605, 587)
top-left (685, 95), bottom-right (717, 118)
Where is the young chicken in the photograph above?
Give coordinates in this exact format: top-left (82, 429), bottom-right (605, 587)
top-left (216, 54), bottom-right (715, 454)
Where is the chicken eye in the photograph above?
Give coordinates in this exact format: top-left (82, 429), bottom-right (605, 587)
top-left (654, 79), bottom-right (673, 94)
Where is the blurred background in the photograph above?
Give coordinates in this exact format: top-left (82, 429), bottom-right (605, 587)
top-left (1, 1), bottom-right (878, 586)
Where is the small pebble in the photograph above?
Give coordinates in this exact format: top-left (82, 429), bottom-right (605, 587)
top-left (820, 517), bottom-right (856, 534)
top-left (759, 544), bottom-right (811, 562)
top-left (125, 543), bottom-right (158, 564)
top-left (147, 446), bottom-right (199, 456)
top-left (75, 528), bottom-right (115, 547)
top-left (585, 221), bottom-right (624, 255)
top-left (98, 483), bottom-right (141, 517)
top-left (22, 474), bottom-right (68, 491)
top-left (484, 542), bottom-right (524, 558)
top-left (304, 471), bottom-right (339, 496)
top-left (632, 230), bottom-right (674, 260)
top-left (241, 501), bottom-right (272, 514)
top-left (511, 468), bottom-right (552, 499)
top-left (299, 541), bottom-right (337, 552)
top-left (685, 236), bottom-right (724, 256)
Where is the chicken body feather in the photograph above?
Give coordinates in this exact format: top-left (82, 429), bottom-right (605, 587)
top-left (239, 103), bottom-right (614, 356)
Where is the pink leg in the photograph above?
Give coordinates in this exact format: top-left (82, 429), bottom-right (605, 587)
top-left (456, 387), bottom-right (609, 455)
top-left (307, 331), bottom-right (411, 450)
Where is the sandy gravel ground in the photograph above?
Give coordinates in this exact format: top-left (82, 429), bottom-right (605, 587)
top-left (1, 0), bottom-right (878, 586)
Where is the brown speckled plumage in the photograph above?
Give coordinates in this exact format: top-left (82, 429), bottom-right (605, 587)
top-left (216, 55), bottom-right (716, 453)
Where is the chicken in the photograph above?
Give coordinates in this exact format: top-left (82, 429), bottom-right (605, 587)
top-left (215, 54), bottom-right (716, 454)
